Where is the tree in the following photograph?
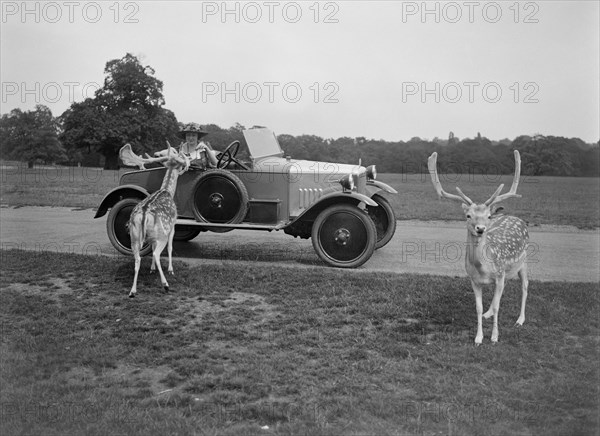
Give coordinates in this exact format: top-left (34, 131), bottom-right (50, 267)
top-left (0, 105), bottom-right (66, 167)
top-left (60, 53), bottom-right (179, 169)
top-left (278, 134), bottom-right (308, 159)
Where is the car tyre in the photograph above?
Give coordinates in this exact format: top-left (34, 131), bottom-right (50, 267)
top-left (367, 193), bottom-right (397, 249)
top-left (173, 226), bottom-right (202, 241)
top-left (106, 198), bottom-right (152, 256)
top-left (191, 169), bottom-right (249, 233)
top-left (311, 204), bottom-right (377, 268)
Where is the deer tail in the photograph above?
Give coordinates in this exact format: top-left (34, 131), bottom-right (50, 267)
top-left (128, 209), bottom-right (148, 251)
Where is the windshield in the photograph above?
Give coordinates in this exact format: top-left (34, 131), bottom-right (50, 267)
top-left (243, 128), bottom-right (284, 160)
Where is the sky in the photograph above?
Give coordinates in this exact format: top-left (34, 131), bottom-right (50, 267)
top-left (1, 1), bottom-right (599, 143)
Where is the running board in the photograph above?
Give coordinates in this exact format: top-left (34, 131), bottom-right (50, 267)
top-left (175, 218), bottom-right (288, 231)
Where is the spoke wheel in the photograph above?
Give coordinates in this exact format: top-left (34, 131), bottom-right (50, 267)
top-left (367, 194), bottom-right (397, 249)
top-left (311, 204), bottom-right (376, 268)
top-left (106, 198), bottom-right (151, 256)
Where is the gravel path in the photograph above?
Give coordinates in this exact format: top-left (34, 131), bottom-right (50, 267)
top-left (1, 206), bottom-right (598, 283)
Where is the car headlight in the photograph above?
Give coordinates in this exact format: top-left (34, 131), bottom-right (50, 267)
top-left (366, 165), bottom-right (377, 181)
top-left (339, 173), bottom-right (355, 191)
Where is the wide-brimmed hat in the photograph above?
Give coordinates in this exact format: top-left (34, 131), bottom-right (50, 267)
top-left (179, 122), bottom-right (208, 139)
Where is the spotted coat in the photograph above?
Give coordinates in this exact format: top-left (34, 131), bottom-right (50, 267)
top-left (129, 189), bottom-right (178, 245)
top-left (485, 215), bottom-right (529, 267)
top-left (466, 214), bottom-right (529, 284)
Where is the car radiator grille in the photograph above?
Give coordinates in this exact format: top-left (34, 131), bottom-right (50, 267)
top-left (356, 172), bottom-right (367, 193)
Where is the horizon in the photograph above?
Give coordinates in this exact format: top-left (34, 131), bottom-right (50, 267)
top-left (2, 103), bottom-right (598, 145)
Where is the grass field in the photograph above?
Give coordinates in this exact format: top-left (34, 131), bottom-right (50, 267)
top-left (1, 163), bottom-right (598, 228)
top-left (383, 172), bottom-right (600, 229)
top-left (1, 250), bottom-right (598, 435)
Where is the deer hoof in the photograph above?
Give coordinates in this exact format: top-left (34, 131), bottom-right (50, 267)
top-left (483, 310), bottom-right (493, 319)
top-left (128, 293), bottom-right (135, 298)
top-left (163, 285), bottom-right (169, 292)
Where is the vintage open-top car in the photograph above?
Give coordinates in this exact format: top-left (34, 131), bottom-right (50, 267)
top-left (94, 128), bottom-right (397, 267)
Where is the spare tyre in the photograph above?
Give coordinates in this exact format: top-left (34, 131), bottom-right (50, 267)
top-left (191, 169), bottom-right (248, 232)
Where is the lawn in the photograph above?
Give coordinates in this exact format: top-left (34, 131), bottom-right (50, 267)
top-left (1, 162), bottom-right (598, 228)
top-left (1, 250), bottom-right (598, 435)
top-left (0, 163), bottom-right (127, 211)
top-left (381, 173), bottom-right (600, 229)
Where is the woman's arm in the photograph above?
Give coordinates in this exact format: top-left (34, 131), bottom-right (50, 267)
top-left (197, 141), bottom-right (218, 167)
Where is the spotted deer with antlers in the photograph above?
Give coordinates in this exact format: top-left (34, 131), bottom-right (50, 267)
top-left (428, 150), bottom-right (529, 344)
top-left (127, 144), bottom-right (190, 298)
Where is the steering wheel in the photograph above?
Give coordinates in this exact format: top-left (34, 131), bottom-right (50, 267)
top-left (216, 140), bottom-right (249, 170)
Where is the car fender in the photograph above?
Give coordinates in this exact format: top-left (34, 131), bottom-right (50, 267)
top-left (94, 185), bottom-right (149, 218)
top-left (366, 180), bottom-right (398, 195)
top-left (291, 191), bottom-right (377, 223)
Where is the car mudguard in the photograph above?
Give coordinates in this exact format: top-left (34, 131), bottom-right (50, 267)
top-left (366, 180), bottom-right (398, 195)
top-left (94, 184), bottom-right (149, 218)
top-left (290, 191), bottom-right (377, 224)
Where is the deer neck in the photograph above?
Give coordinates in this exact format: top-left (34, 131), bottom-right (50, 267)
top-left (160, 167), bottom-right (180, 196)
top-left (465, 229), bottom-right (489, 269)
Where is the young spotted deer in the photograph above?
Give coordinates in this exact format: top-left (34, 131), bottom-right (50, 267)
top-left (427, 150), bottom-right (529, 344)
top-left (127, 145), bottom-right (190, 297)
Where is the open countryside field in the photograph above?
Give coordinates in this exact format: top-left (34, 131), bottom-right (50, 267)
top-left (383, 172), bottom-right (600, 229)
top-left (1, 163), bottom-right (599, 228)
top-left (1, 251), bottom-right (598, 435)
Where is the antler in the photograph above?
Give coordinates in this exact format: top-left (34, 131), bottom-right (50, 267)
top-left (120, 144), bottom-right (169, 169)
top-left (427, 152), bottom-right (474, 205)
top-left (120, 141), bottom-right (191, 172)
top-left (166, 140), bottom-right (190, 173)
top-left (484, 150), bottom-right (522, 206)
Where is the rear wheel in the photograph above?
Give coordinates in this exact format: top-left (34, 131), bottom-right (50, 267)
top-left (367, 193), bottom-right (397, 249)
top-left (311, 204), bottom-right (377, 268)
top-left (106, 198), bottom-right (151, 256)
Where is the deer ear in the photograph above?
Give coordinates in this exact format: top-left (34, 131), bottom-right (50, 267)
top-left (493, 206), bottom-right (505, 216)
top-left (461, 203), bottom-right (469, 213)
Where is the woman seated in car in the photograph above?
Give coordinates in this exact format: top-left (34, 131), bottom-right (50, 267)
top-left (177, 122), bottom-right (218, 168)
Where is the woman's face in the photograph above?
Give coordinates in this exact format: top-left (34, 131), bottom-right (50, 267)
top-left (186, 132), bottom-right (199, 146)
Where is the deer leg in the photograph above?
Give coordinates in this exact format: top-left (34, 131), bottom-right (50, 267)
top-left (129, 247), bottom-right (141, 298)
top-left (471, 281), bottom-right (484, 345)
top-left (167, 227), bottom-right (175, 275)
top-left (484, 275), bottom-right (505, 319)
top-left (152, 239), bottom-right (169, 291)
top-left (150, 242), bottom-right (157, 273)
top-left (483, 286), bottom-right (495, 319)
top-left (490, 275), bottom-right (506, 343)
top-left (515, 265), bottom-right (528, 326)
top-left (483, 303), bottom-right (494, 319)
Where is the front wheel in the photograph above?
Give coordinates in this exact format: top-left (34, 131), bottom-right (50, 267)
top-left (367, 194), bottom-right (397, 249)
top-left (311, 204), bottom-right (377, 268)
top-left (106, 198), bottom-right (152, 256)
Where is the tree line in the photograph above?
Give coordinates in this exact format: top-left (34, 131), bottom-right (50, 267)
top-left (278, 133), bottom-right (599, 177)
top-left (1, 53), bottom-right (598, 177)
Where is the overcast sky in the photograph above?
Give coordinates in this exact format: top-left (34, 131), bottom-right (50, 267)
top-left (1, 1), bottom-right (599, 142)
